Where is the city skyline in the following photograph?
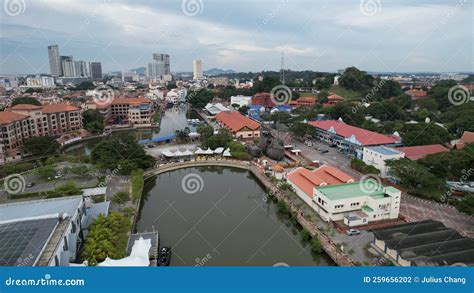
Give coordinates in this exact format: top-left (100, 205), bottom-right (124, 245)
top-left (1, 0), bottom-right (472, 75)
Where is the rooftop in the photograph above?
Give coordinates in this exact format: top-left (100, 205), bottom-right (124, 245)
top-left (395, 144), bottom-right (449, 160)
top-left (315, 181), bottom-right (395, 201)
top-left (215, 111), bottom-right (260, 133)
top-left (287, 165), bottom-right (354, 198)
top-left (0, 111), bottom-right (28, 124)
top-left (0, 196), bottom-right (83, 222)
top-left (11, 104), bottom-right (43, 111)
top-left (42, 103), bottom-right (80, 113)
top-left (308, 120), bottom-right (400, 146)
top-left (367, 146), bottom-right (403, 156)
top-left (0, 217), bottom-right (60, 266)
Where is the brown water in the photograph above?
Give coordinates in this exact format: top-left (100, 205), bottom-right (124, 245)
top-left (136, 166), bottom-right (334, 266)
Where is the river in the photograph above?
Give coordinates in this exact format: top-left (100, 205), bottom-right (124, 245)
top-left (136, 166), bottom-right (334, 266)
top-left (64, 105), bottom-right (199, 155)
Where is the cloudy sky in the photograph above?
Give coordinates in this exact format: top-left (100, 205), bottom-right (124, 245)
top-left (0, 0), bottom-right (472, 74)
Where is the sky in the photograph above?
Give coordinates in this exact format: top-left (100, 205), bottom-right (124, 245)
top-left (0, 0), bottom-right (472, 74)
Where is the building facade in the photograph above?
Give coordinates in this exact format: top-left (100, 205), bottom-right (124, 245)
top-left (48, 45), bottom-right (61, 77)
top-left (362, 146), bottom-right (404, 178)
top-left (193, 60), bottom-right (202, 80)
top-left (215, 111), bottom-right (261, 139)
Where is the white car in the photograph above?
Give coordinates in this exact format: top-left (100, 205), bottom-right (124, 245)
top-left (346, 229), bottom-right (361, 236)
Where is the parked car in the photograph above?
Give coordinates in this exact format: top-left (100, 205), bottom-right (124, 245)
top-left (320, 150), bottom-right (329, 154)
top-left (346, 229), bottom-right (361, 236)
top-left (26, 182), bottom-right (35, 188)
top-left (329, 144), bottom-right (337, 148)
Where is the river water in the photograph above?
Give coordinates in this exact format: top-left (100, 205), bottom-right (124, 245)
top-left (136, 166), bottom-right (334, 266)
top-left (64, 105), bottom-right (198, 155)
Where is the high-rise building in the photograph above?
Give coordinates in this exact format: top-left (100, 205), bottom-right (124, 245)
top-left (193, 60), bottom-right (202, 80)
top-left (147, 60), bottom-right (165, 79)
top-left (152, 53), bottom-right (170, 75)
top-left (61, 56), bottom-right (75, 77)
top-left (90, 62), bottom-right (102, 80)
top-left (47, 45), bottom-right (61, 77)
top-left (76, 60), bottom-right (90, 77)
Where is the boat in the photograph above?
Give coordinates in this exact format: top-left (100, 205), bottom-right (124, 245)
top-left (158, 246), bottom-right (172, 266)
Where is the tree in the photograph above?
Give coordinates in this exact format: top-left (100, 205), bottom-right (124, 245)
top-left (196, 124), bottom-right (214, 141)
top-left (290, 123), bottom-right (316, 139)
top-left (112, 191), bottom-right (130, 204)
top-left (310, 238), bottom-right (323, 253)
top-left (324, 102), bottom-right (365, 126)
top-left (378, 80), bottom-right (402, 99)
top-left (338, 67), bottom-right (374, 92)
top-left (74, 81), bottom-right (95, 91)
top-left (238, 105), bottom-right (249, 114)
top-left (202, 128), bottom-right (233, 149)
top-left (175, 127), bottom-right (191, 142)
top-left (81, 212), bottom-right (131, 265)
top-left (35, 165), bottom-right (56, 180)
top-left (400, 123), bottom-right (450, 146)
top-left (22, 136), bottom-right (60, 156)
top-left (83, 109), bottom-right (105, 134)
top-left (91, 134), bottom-right (154, 174)
top-left (11, 97), bottom-right (41, 106)
top-left (187, 89), bottom-right (213, 108)
top-left (317, 90), bottom-right (329, 104)
top-left (386, 158), bottom-right (444, 198)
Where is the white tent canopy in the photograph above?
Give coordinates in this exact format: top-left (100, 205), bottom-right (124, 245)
top-left (214, 147), bottom-right (224, 154)
top-left (161, 150), bottom-right (175, 157)
top-left (98, 237), bottom-right (151, 267)
top-left (223, 148), bottom-right (232, 157)
top-left (203, 148), bottom-right (214, 155)
top-left (194, 148), bottom-right (205, 155)
top-left (182, 149), bottom-right (194, 156)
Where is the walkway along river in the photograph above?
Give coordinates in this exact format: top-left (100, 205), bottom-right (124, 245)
top-left (135, 164), bottom-right (335, 266)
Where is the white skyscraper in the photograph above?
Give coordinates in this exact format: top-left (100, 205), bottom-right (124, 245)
top-left (193, 60), bottom-right (202, 80)
top-left (147, 60), bottom-right (165, 79)
top-left (47, 45), bottom-right (61, 77)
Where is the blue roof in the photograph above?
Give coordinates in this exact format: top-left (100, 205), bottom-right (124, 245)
top-left (249, 105), bottom-right (263, 110)
top-left (367, 146), bottom-right (401, 156)
top-left (138, 134), bottom-right (176, 144)
top-left (274, 104), bottom-right (292, 111)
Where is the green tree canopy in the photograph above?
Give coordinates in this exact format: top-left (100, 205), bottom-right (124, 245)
top-left (22, 136), bottom-right (60, 156)
top-left (11, 97), bottom-right (41, 106)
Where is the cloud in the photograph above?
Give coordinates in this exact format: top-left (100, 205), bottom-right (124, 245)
top-left (0, 0), bottom-right (472, 74)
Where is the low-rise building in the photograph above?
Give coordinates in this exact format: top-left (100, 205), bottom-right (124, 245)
top-left (313, 181), bottom-right (401, 227)
top-left (0, 196), bottom-right (109, 266)
top-left (286, 165), bottom-right (354, 208)
top-left (289, 96), bottom-right (316, 107)
top-left (251, 93), bottom-right (275, 108)
top-left (455, 131), bottom-right (474, 150)
top-left (230, 95), bottom-right (252, 108)
top-left (204, 103), bottom-right (230, 116)
top-left (215, 111), bottom-right (261, 139)
top-left (394, 144), bottom-right (449, 160)
top-left (110, 97), bottom-right (153, 124)
top-left (371, 220), bottom-right (474, 266)
top-left (363, 146), bottom-right (404, 177)
top-left (308, 120), bottom-right (402, 159)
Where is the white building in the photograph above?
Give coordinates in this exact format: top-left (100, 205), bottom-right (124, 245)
top-left (0, 196), bottom-right (109, 266)
top-left (313, 181), bottom-right (401, 227)
top-left (204, 103), bottom-right (230, 116)
top-left (147, 60), bottom-right (166, 79)
top-left (230, 95), bottom-right (252, 108)
top-left (362, 146), bottom-right (404, 178)
top-left (193, 60), bottom-right (203, 80)
top-left (26, 76), bottom-right (56, 88)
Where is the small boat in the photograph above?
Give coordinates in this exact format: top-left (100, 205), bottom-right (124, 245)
top-left (158, 246), bottom-right (172, 266)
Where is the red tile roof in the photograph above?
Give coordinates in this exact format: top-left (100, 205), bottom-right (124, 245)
top-left (0, 111), bottom-right (29, 124)
top-left (111, 97), bottom-right (151, 105)
top-left (11, 104), bottom-right (43, 111)
top-left (215, 111), bottom-right (261, 133)
top-left (308, 120), bottom-right (400, 146)
top-left (456, 131), bottom-right (474, 150)
top-left (42, 103), bottom-right (80, 113)
top-left (327, 94), bottom-right (344, 101)
top-left (287, 165), bottom-right (354, 198)
top-left (395, 144), bottom-right (449, 160)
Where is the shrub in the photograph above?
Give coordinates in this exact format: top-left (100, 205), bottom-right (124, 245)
top-left (112, 191), bottom-right (130, 204)
top-left (311, 238), bottom-right (323, 253)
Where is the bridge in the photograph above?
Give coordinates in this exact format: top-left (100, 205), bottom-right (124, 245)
top-left (144, 159), bottom-right (250, 179)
